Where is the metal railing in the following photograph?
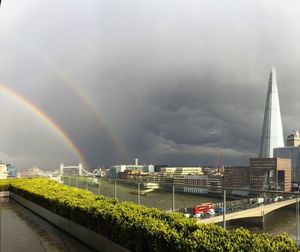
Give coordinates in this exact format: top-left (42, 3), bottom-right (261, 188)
top-left (59, 175), bottom-right (300, 242)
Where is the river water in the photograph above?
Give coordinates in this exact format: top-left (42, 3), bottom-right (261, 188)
top-left (66, 177), bottom-right (300, 239)
top-left (249, 206), bottom-right (298, 238)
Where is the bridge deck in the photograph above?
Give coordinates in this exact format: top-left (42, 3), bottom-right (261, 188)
top-left (199, 198), bottom-right (297, 224)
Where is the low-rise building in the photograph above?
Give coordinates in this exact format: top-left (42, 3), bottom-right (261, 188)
top-left (108, 159), bottom-right (155, 178)
top-left (154, 165), bottom-right (168, 173)
top-left (119, 169), bottom-right (150, 181)
top-left (0, 161), bottom-right (8, 179)
top-left (208, 174), bottom-right (223, 193)
top-left (6, 164), bottom-right (17, 177)
top-left (173, 167), bottom-right (203, 192)
top-left (223, 166), bottom-right (249, 188)
top-left (183, 174), bottom-right (208, 194)
top-left (223, 166), bottom-right (249, 195)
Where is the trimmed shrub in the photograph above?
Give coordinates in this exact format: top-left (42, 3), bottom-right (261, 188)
top-left (1, 178), bottom-right (296, 252)
top-left (0, 179), bottom-right (9, 191)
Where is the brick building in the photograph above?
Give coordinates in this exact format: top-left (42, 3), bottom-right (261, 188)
top-left (249, 158), bottom-right (291, 192)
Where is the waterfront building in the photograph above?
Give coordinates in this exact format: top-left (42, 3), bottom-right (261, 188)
top-left (223, 166), bottom-right (249, 195)
top-left (140, 166), bottom-right (203, 192)
top-left (208, 174), bottom-right (223, 193)
top-left (144, 169), bottom-right (175, 191)
top-left (108, 165), bottom-right (126, 178)
top-left (157, 171), bottom-right (174, 183)
top-left (173, 167), bottom-right (203, 192)
top-left (249, 158), bottom-right (291, 192)
top-left (0, 161), bottom-right (8, 179)
top-left (287, 130), bottom-right (300, 147)
top-left (28, 167), bottom-right (46, 177)
top-left (6, 164), bottom-right (17, 177)
top-left (274, 131), bottom-right (300, 189)
top-left (108, 159), bottom-right (154, 178)
top-left (154, 165), bottom-right (168, 172)
top-left (93, 168), bottom-right (107, 177)
top-left (183, 174), bottom-right (208, 194)
top-left (159, 167), bottom-right (177, 173)
top-left (119, 169), bottom-right (150, 181)
top-left (202, 166), bottom-right (220, 175)
top-left (155, 169), bottom-right (176, 191)
top-left (223, 166), bottom-right (249, 189)
top-left (259, 67), bottom-right (284, 158)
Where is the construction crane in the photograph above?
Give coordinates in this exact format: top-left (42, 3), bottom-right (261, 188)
top-left (216, 148), bottom-right (222, 174)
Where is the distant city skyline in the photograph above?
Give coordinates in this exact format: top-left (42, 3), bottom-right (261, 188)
top-left (1, 1), bottom-right (300, 169)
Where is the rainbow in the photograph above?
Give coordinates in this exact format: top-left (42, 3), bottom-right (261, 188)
top-left (0, 28), bottom-right (128, 161)
top-left (0, 83), bottom-right (90, 169)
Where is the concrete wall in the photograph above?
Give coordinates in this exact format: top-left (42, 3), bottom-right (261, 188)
top-left (9, 193), bottom-right (129, 252)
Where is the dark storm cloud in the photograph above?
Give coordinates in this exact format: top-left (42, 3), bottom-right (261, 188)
top-left (1, 0), bottom-right (300, 169)
top-left (112, 73), bottom-right (264, 166)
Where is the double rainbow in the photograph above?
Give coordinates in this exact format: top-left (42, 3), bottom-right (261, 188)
top-left (0, 28), bottom-right (129, 167)
top-left (0, 83), bottom-right (89, 169)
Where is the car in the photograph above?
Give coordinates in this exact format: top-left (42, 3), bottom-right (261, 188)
top-left (273, 196), bottom-right (283, 202)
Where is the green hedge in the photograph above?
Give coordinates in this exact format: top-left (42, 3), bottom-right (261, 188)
top-left (0, 179), bottom-right (9, 191)
top-left (1, 178), bottom-right (297, 251)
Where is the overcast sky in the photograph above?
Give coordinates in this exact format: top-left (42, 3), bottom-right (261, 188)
top-left (1, 0), bottom-right (300, 170)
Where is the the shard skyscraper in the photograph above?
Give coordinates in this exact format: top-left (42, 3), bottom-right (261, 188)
top-left (259, 67), bottom-right (284, 158)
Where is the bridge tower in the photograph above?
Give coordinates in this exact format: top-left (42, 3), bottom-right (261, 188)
top-left (79, 163), bottom-right (83, 176)
top-left (60, 163), bottom-right (64, 175)
top-left (134, 158), bottom-right (139, 166)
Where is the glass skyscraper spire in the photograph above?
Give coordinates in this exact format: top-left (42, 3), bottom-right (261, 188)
top-left (259, 67), bottom-right (284, 158)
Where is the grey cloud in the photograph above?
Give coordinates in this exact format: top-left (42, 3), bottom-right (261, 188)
top-left (1, 0), bottom-right (300, 169)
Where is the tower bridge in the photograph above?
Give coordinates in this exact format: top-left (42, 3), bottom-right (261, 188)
top-left (51, 163), bottom-right (93, 177)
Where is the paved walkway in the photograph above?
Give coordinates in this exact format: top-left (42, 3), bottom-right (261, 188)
top-left (0, 198), bottom-right (96, 252)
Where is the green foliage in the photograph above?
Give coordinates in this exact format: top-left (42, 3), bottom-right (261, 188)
top-left (0, 179), bottom-right (10, 191)
top-left (2, 178), bottom-right (297, 251)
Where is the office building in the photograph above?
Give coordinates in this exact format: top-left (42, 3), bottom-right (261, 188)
top-left (287, 130), bottom-right (300, 147)
top-left (259, 67), bottom-right (284, 158)
top-left (223, 166), bottom-right (249, 195)
top-left (223, 166), bottom-right (249, 188)
top-left (208, 174), bottom-right (223, 193)
top-left (108, 159), bottom-right (155, 178)
top-left (6, 164), bottom-right (17, 177)
top-left (249, 158), bottom-right (291, 192)
top-left (183, 174), bottom-right (208, 194)
top-left (173, 167), bottom-right (203, 192)
top-left (274, 131), bottom-right (300, 189)
top-left (154, 165), bottom-right (168, 173)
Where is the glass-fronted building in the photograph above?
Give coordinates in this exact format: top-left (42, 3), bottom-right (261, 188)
top-left (6, 164), bottom-right (17, 177)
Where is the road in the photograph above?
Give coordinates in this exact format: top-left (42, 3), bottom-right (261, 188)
top-left (199, 198), bottom-right (297, 224)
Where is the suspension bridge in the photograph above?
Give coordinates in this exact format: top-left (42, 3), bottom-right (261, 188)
top-left (32, 163), bottom-right (94, 178)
